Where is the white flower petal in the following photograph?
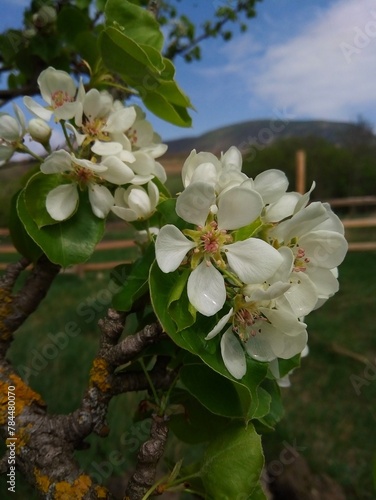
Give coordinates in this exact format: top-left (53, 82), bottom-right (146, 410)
top-left (83, 88), bottom-right (102, 120)
top-left (220, 329), bottom-right (246, 379)
top-left (259, 307), bottom-right (307, 336)
top-left (132, 174), bottom-right (154, 185)
top-left (101, 156), bottom-right (135, 184)
top-left (305, 267), bottom-right (339, 299)
top-left (245, 324), bottom-right (278, 362)
top-left (88, 184), bottom-right (114, 218)
top-left (176, 182), bottom-right (216, 226)
top-left (0, 115), bottom-right (20, 141)
top-left (277, 330), bottom-right (308, 360)
top-left (111, 206), bottom-right (138, 221)
top-left (299, 230), bottom-right (348, 268)
top-left (23, 96), bottom-right (53, 121)
top-left (46, 183), bottom-right (78, 221)
top-left (131, 151), bottom-right (156, 175)
top-left (155, 225), bottom-right (195, 273)
top-left (282, 272), bottom-right (318, 317)
top-left (273, 202), bottom-right (329, 241)
top-left (41, 150), bottom-right (72, 174)
top-left (181, 150), bottom-right (221, 188)
top-left (13, 103), bottom-right (26, 134)
top-left (225, 238), bottom-right (283, 284)
top-left (189, 162), bottom-right (218, 186)
top-left (187, 261), bottom-right (226, 316)
top-left (264, 192), bottom-right (301, 223)
top-left (38, 67), bottom-right (76, 105)
top-left (54, 101), bottom-right (81, 122)
top-left (205, 308), bottom-right (234, 340)
top-left (253, 169), bottom-right (289, 204)
top-left (103, 107), bottom-right (136, 134)
top-left (153, 161), bottom-right (167, 183)
top-left (0, 145), bottom-right (14, 162)
top-left (91, 140), bottom-right (123, 156)
top-left (221, 146), bottom-right (242, 170)
top-left (217, 185), bottom-right (263, 230)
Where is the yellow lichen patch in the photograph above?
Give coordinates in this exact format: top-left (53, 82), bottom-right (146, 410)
top-left (0, 373), bottom-right (45, 425)
top-left (95, 485), bottom-right (110, 498)
top-left (34, 467), bottom-right (51, 494)
top-left (0, 288), bottom-right (14, 342)
top-left (54, 474), bottom-right (92, 500)
top-left (89, 358), bottom-right (111, 393)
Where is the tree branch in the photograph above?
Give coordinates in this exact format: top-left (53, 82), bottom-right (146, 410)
top-left (125, 413), bottom-right (169, 500)
top-left (0, 256), bottom-right (60, 355)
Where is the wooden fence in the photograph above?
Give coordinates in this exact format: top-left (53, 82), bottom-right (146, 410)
top-left (0, 197), bottom-right (375, 272)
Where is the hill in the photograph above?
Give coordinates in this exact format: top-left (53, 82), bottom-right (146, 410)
top-left (164, 119), bottom-right (362, 157)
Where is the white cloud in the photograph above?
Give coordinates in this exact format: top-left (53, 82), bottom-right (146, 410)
top-left (249, 0), bottom-right (376, 121)
top-left (203, 0), bottom-right (376, 123)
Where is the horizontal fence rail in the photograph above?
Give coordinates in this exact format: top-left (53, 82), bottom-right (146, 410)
top-left (1, 197), bottom-right (375, 272)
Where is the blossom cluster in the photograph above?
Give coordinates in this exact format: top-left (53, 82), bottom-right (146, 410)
top-left (155, 147), bottom-right (348, 379)
top-left (0, 67), bottom-right (166, 222)
top-left (0, 66), bottom-right (348, 383)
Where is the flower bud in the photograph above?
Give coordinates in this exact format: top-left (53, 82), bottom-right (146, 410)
top-left (29, 118), bottom-right (52, 145)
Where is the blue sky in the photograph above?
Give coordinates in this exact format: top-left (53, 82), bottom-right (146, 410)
top-left (1, 0), bottom-right (376, 141)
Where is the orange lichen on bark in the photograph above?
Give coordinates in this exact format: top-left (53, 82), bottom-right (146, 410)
top-left (54, 474), bottom-right (92, 499)
top-left (0, 372), bottom-right (45, 425)
top-left (89, 358), bottom-right (111, 393)
top-left (34, 467), bottom-right (51, 494)
top-left (95, 485), bottom-right (110, 498)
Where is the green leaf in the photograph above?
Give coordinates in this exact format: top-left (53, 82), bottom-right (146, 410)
top-left (99, 28), bottom-right (193, 127)
top-left (105, 0), bottom-right (164, 50)
top-left (153, 79), bottom-right (192, 108)
top-left (74, 31), bottom-right (100, 69)
top-left (200, 423), bottom-right (264, 500)
top-left (169, 389), bottom-right (231, 444)
top-left (142, 89), bottom-right (193, 127)
top-left (111, 242), bottom-right (155, 311)
top-left (17, 190), bottom-right (105, 267)
top-left (180, 361), bottom-right (250, 419)
top-left (149, 262), bottom-right (269, 421)
top-left (8, 191), bottom-right (43, 263)
top-left (249, 482), bottom-right (268, 500)
top-left (23, 172), bottom-right (69, 228)
top-left (57, 6), bottom-right (90, 42)
top-left (256, 379), bottom-right (284, 431)
top-left (233, 218), bottom-right (263, 242)
top-left (157, 198), bottom-right (191, 230)
top-left (277, 354), bottom-right (301, 378)
top-left (168, 268), bottom-right (196, 331)
top-left (101, 27), bottom-right (162, 78)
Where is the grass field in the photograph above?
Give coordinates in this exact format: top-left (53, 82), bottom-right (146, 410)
top-left (0, 250), bottom-right (375, 498)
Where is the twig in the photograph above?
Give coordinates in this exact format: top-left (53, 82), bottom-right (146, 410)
top-left (331, 342), bottom-right (369, 365)
top-left (125, 413), bottom-right (169, 500)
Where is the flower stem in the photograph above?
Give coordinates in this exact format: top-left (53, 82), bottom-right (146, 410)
top-left (16, 143), bottom-right (44, 162)
top-left (60, 120), bottom-right (75, 153)
top-left (139, 358), bottom-right (161, 407)
top-left (221, 267), bottom-right (243, 287)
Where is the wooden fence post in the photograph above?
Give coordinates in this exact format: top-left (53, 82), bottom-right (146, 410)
top-left (296, 149), bottom-right (306, 194)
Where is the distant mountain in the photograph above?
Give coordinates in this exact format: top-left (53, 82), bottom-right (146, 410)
top-left (164, 119), bottom-right (361, 156)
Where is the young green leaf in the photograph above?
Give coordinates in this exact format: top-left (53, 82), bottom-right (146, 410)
top-left (200, 422), bottom-right (264, 499)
